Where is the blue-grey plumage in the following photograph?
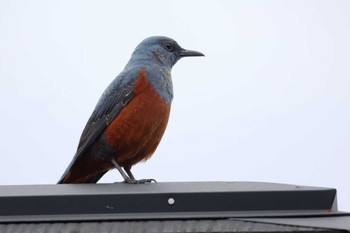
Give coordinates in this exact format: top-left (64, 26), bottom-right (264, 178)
top-left (58, 36), bottom-right (204, 184)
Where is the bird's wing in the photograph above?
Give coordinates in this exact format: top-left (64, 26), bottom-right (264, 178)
top-left (58, 72), bottom-right (136, 183)
top-left (76, 78), bottom-right (135, 156)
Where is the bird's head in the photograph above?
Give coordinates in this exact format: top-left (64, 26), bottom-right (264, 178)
top-left (130, 36), bottom-right (204, 69)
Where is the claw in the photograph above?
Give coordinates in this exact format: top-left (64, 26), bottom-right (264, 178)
top-left (124, 178), bottom-right (157, 184)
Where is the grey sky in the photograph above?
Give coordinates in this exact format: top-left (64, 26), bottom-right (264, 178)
top-left (0, 1), bottom-right (349, 210)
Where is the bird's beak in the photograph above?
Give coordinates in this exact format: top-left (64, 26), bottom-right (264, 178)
top-left (179, 49), bottom-right (205, 57)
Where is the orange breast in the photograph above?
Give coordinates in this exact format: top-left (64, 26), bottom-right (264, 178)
top-left (104, 69), bottom-right (171, 168)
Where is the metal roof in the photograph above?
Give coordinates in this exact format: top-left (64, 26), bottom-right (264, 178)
top-left (0, 219), bottom-right (343, 233)
top-left (0, 181), bottom-right (349, 232)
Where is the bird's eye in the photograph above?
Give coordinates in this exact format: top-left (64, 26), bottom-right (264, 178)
top-left (165, 43), bottom-right (173, 51)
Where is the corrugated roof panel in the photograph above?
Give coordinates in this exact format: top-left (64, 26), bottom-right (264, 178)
top-left (0, 219), bottom-right (337, 233)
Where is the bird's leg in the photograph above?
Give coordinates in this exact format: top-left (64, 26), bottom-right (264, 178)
top-left (110, 159), bottom-right (131, 181)
top-left (110, 159), bottom-right (155, 184)
top-left (124, 166), bottom-right (135, 180)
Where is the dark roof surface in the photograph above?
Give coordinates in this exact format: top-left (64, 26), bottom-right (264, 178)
top-left (0, 181), bottom-right (349, 232)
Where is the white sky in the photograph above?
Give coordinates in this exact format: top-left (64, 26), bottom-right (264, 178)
top-left (0, 1), bottom-right (349, 210)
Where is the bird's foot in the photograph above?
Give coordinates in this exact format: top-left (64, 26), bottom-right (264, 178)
top-left (124, 178), bottom-right (157, 184)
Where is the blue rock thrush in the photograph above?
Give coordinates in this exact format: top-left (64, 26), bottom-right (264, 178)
top-left (58, 36), bottom-right (204, 184)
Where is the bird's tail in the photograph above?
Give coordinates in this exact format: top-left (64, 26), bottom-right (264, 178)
top-left (57, 170), bottom-right (108, 184)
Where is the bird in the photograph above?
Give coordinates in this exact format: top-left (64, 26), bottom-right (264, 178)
top-left (58, 36), bottom-right (204, 184)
